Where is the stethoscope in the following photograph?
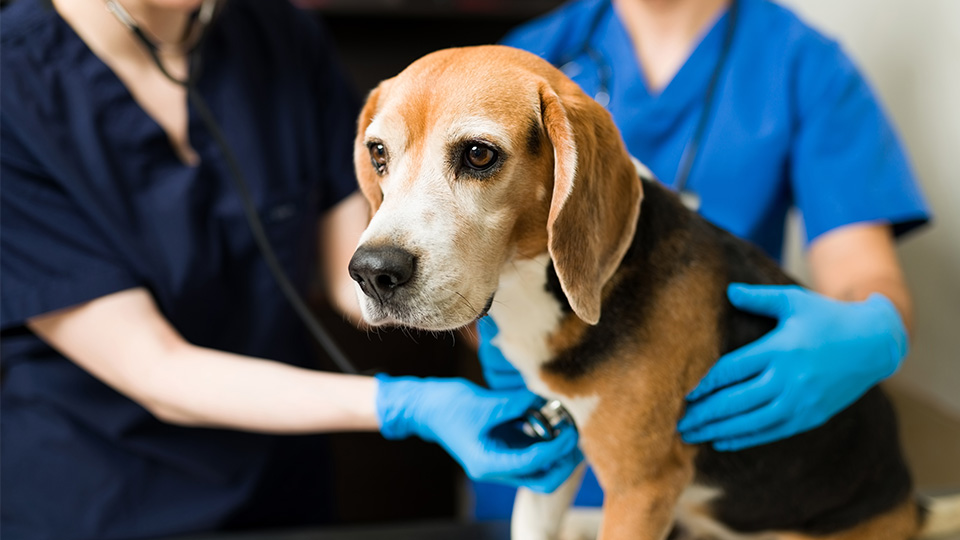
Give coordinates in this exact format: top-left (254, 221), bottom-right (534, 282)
top-left (558, 0), bottom-right (740, 211)
top-left (104, 0), bottom-right (573, 442)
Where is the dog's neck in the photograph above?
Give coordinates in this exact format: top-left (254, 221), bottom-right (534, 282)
top-left (486, 253), bottom-right (567, 398)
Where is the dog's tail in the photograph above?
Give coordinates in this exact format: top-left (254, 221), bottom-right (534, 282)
top-left (918, 493), bottom-right (960, 538)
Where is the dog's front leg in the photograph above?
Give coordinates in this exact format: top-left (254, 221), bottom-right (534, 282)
top-left (511, 462), bottom-right (587, 540)
top-left (597, 469), bottom-right (689, 540)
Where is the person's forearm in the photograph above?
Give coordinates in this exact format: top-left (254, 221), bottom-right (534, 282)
top-left (819, 274), bottom-right (913, 334)
top-left (140, 343), bottom-right (380, 433)
top-left (808, 222), bottom-right (914, 335)
top-left (28, 288), bottom-right (381, 434)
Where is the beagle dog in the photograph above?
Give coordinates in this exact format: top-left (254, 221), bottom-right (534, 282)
top-left (347, 45), bottom-right (960, 540)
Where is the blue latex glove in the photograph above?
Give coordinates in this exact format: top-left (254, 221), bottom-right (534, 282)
top-left (679, 283), bottom-right (908, 452)
top-left (376, 374), bottom-right (582, 493)
top-left (477, 317), bottom-right (526, 390)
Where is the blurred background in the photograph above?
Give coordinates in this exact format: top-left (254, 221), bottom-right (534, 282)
top-left (297, 0), bottom-right (959, 525)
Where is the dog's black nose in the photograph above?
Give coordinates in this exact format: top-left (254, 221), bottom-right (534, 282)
top-left (349, 245), bottom-right (416, 302)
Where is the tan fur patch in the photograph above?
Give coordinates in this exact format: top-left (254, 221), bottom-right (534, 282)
top-left (546, 313), bottom-right (590, 355)
top-left (508, 149), bottom-right (554, 259)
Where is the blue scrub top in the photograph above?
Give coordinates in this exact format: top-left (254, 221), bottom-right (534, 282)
top-left (0, 1), bottom-right (358, 538)
top-left (504, 0), bottom-right (929, 260)
top-left (474, 0), bottom-right (930, 520)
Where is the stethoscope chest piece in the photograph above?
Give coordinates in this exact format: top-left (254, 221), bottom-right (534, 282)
top-left (522, 399), bottom-right (576, 441)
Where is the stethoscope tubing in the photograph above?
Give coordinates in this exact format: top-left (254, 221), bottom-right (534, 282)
top-left (560, 0), bottom-right (740, 199)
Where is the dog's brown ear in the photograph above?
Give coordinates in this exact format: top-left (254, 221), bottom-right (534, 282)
top-left (354, 85), bottom-right (383, 215)
top-left (540, 82), bottom-right (643, 325)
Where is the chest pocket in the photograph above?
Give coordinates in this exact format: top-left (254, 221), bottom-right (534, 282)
top-left (224, 181), bottom-right (315, 253)
top-left (219, 178), bottom-right (321, 288)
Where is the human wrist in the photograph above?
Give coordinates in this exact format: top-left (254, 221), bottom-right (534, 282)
top-left (375, 373), bottom-right (425, 441)
top-left (864, 293), bottom-right (909, 378)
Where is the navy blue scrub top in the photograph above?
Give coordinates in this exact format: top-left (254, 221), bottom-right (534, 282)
top-left (503, 0), bottom-right (929, 260)
top-left (1, 0), bottom-right (358, 538)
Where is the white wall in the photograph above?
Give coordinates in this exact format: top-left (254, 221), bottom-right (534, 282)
top-left (778, 0), bottom-right (960, 415)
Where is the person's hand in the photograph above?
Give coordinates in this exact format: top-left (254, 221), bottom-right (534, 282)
top-left (477, 318), bottom-right (526, 390)
top-left (678, 283), bottom-right (908, 452)
top-left (375, 375), bottom-right (582, 493)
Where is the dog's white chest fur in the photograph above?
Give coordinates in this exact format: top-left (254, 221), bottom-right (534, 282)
top-left (487, 254), bottom-right (598, 425)
top-left (487, 255), bottom-right (562, 394)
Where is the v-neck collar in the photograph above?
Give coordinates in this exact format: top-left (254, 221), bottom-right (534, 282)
top-left (44, 0), bottom-right (216, 170)
top-left (598, 2), bottom-right (734, 120)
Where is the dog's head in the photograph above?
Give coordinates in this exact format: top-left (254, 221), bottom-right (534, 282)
top-left (348, 45), bottom-right (642, 330)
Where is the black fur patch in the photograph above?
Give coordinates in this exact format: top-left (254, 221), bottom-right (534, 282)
top-left (697, 387), bottom-right (913, 535)
top-left (526, 118), bottom-right (543, 156)
top-left (696, 229), bottom-right (914, 534)
top-left (544, 261), bottom-right (571, 314)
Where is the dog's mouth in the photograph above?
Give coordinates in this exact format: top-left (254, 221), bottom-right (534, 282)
top-left (360, 290), bottom-right (497, 331)
top-left (476, 294), bottom-right (495, 320)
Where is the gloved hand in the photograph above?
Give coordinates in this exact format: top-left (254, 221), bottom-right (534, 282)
top-left (477, 317), bottom-right (526, 390)
top-left (376, 374), bottom-right (582, 493)
top-left (679, 283), bottom-right (908, 452)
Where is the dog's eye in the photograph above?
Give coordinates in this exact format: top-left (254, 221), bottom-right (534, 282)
top-left (368, 142), bottom-right (388, 175)
top-left (463, 144), bottom-right (498, 171)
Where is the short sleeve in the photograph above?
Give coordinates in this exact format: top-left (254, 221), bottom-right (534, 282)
top-left (1, 117), bottom-right (141, 329)
top-left (790, 40), bottom-right (930, 244)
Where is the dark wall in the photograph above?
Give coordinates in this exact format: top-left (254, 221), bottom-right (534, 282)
top-left (310, 300), bottom-right (467, 523)
top-left (320, 13), bottom-right (534, 96)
